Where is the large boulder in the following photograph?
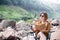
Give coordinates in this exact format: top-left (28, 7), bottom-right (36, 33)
top-left (50, 19), bottom-right (60, 40)
top-left (0, 27), bottom-right (21, 40)
top-left (0, 20), bottom-right (16, 28)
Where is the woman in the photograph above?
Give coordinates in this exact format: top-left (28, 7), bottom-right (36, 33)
top-left (32, 12), bottom-right (50, 40)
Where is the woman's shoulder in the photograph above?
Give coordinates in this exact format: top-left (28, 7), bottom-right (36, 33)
top-left (46, 20), bottom-right (50, 25)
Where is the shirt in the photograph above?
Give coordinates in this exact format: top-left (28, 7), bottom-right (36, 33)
top-left (33, 20), bottom-right (50, 36)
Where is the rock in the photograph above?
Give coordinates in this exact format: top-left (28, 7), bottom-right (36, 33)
top-left (1, 27), bottom-right (15, 38)
top-left (8, 20), bottom-right (16, 28)
top-left (0, 20), bottom-right (9, 28)
top-left (50, 19), bottom-right (60, 40)
top-left (0, 20), bottom-right (16, 28)
top-left (22, 35), bottom-right (35, 40)
top-left (0, 20), bottom-right (34, 40)
top-left (50, 30), bottom-right (60, 40)
top-left (16, 20), bottom-right (33, 32)
top-left (16, 20), bottom-right (34, 40)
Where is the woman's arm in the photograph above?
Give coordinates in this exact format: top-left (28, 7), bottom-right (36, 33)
top-left (32, 21), bottom-right (41, 34)
top-left (42, 22), bottom-right (50, 33)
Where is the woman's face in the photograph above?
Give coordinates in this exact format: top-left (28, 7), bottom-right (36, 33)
top-left (40, 14), bottom-right (46, 21)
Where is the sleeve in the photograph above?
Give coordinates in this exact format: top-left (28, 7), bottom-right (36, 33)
top-left (32, 21), bottom-right (41, 34)
top-left (42, 22), bottom-right (50, 33)
top-left (32, 21), bottom-right (39, 31)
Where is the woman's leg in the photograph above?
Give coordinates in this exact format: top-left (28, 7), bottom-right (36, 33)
top-left (37, 32), bottom-right (46, 40)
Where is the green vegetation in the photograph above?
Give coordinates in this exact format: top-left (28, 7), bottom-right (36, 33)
top-left (0, 5), bottom-right (35, 22)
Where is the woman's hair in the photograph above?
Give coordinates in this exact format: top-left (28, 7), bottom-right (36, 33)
top-left (40, 11), bottom-right (48, 20)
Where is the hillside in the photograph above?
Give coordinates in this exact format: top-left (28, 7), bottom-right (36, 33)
top-left (0, 0), bottom-right (60, 22)
top-left (0, 5), bottom-right (35, 22)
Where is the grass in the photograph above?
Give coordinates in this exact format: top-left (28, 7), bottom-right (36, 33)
top-left (0, 5), bottom-right (35, 22)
